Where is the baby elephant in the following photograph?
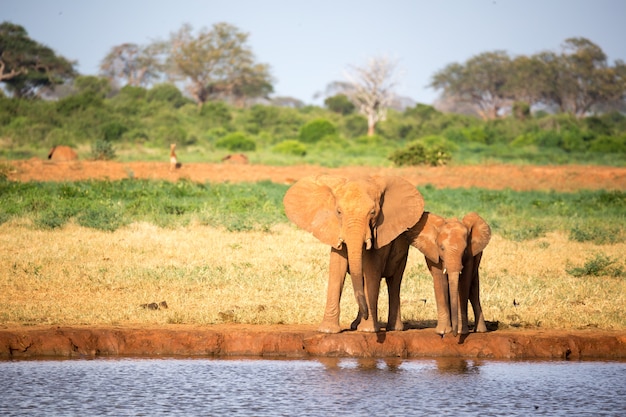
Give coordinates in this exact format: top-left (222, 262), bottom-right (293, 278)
top-left (408, 212), bottom-right (491, 336)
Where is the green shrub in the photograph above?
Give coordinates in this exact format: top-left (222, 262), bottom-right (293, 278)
top-left (215, 132), bottom-right (257, 152)
top-left (156, 125), bottom-right (189, 146)
top-left (341, 114), bottom-right (368, 138)
top-left (299, 119), bottom-right (337, 143)
top-left (91, 139), bottom-right (116, 160)
top-left (35, 209), bottom-right (68, 229)
top-left (566, 254), bottom-right (624, 277)
top-left (146, 83), bottom-right (190, 108)
top-left (324, 94), bottom-right (355, 115)
top-left (316, 133), bottom-right (350, 149)
top-left (201, 101), bottom-right (233, 126)
top-left (588, 134), bottom-right (626, 153)
top-left (76, 207), bottom-right (126, 231)
top-left (569, 224), bottom-right (623, 245)
top-left (206, 127), bottom-right (229, 141)
top-left (389, 135), bottom-right (454, 166)
top-left (272, 140), bottom-right (307, 156)
top-left (101, 121), bottom-right (128, 141)
top-left (56, 92), bottom-right (103, 116)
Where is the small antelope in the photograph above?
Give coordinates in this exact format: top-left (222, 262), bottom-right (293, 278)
top-left (170, 144), bottom-right (178, 171)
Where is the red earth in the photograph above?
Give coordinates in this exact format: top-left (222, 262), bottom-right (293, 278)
top-left (2, 158), bottom-right (626, 360)
top-left (5, 158), bottom-right (626, 191)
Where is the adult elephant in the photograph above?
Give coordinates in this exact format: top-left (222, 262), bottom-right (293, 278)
top-left (408, 212), bottom-right (491, 336)
top-left (283, 174), bottom-right (424, 333)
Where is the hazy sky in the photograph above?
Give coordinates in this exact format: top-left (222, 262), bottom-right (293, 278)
top-left (4, 0), bottom-right (625, 105)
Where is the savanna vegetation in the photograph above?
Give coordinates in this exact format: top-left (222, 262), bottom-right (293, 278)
top-left (1, 21), bottom-right (625, 167)
top-left (1, 21), bottom-right (625, 332)
top-left (1, 180), bottom-right (625, 330)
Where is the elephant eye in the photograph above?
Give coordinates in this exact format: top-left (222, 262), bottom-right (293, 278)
top-left (336, 208), bottom-right (342, 216)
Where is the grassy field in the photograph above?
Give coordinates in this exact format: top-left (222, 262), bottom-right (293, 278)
top-left (1, 179), bottom-right (625, 330)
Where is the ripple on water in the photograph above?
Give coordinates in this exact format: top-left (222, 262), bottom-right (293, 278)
top-left (1, 358), bottom-right (625, 416)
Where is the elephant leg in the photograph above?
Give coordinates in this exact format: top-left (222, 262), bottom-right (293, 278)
top-left (385, 275), bottom-right (404, 331)
top-left (319, 248), bottom-right (348, 333)
top-left (385, 241), bottom-right (409, 331)
top-left (428, 259), bottom-right (452, 335)
top-left (458, 270), bottom-right (471, 335)
top-left (353, 250), bottom-right (381, 333)
top-left (469, 254), bottom-right (487, 333)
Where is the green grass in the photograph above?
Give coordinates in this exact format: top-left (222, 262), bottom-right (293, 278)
top-left (0, 179), bottom-right (289, 232)
top-left (1, 179), bottom-right (625, 245)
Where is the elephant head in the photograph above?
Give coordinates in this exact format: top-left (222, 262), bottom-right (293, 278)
top-left (411, 212), bottom-right (491, 335)
top-left (283, 175), bottom-right (425, 320)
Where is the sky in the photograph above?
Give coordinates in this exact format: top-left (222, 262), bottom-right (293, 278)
top-left (3, 0), bottom-right (626, 105)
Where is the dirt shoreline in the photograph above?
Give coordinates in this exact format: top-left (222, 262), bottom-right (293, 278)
top-left (1, 325), bottom-right (625, 361)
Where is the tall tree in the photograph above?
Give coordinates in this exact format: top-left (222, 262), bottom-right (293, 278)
top-left (430, 51), bottom-right (511, 120)
top-left (0, 22), bottom-right (76, 98)
top-left (344, 56), bottom-right (398, 136)
top-left (557, 37), bottom-right (621, 117)
top-left (165, 22), bottom-right (273, 107)
top-left (99, 42), bottom-right (165, 87)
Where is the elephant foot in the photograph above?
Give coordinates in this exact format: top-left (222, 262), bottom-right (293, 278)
top-left (386, 322), bottom-right (405, 332)
top-left (318, 320), bottom-right (342, 334)
top-left (435, 323), bottom-right (452, 336)
top-left (475, 321), bottom-right (488, 333)
top-left (356, 321), bottom-right (379, 333)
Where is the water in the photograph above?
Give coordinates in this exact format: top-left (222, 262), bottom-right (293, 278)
top-left (1, 357), bottom-right (625, 416)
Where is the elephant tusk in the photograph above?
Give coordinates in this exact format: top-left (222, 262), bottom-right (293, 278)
top-left (443, 268), bottom-right (447, 275)
top-left (335, 238), bottom-right (344, 250)
top-left (365, 238), bottom-right (372, 250)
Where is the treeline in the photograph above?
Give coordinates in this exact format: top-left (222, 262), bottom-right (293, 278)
top-left (431, 37), bottom-right (626, 120)
top-left (1, 81), bottom-right (625, 166)
top-left (1, 21), bottom-right (625, 166)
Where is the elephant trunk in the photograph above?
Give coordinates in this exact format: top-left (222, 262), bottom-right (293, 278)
top-left (448, 270), bottom-right (460, 336)
top-left (346, 230), bottom-right (369, 321)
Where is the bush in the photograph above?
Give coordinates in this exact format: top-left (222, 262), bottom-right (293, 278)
top-left (201, 101), bottom-right (233, 126)
top-left (91, 139), bottom-right (116, 160)
top-left (299, 119), bottom-right (337, 143)
top-left (156, 125), bottom-right (189, 146)
top-left (56, 92), bottom-right (103, 116)
top-left (566, 254), bottom-right (624, 278)
top-left (324, 94), bottom-right (355, 115)
top-left (146, 83), bottom-right (189, 108)
top-left (272, 140), bottom-right (307, 156)
top-left (588, 134), bottom-right (626, 153)
top-left (341, 114), bottom-right (368, 138)
top-left (389, 135), bottom-right (455, 166)
top-left (354, 134), bottom-right (385, 146)
top-left (215, 132), bottom-right (256, 152)
top-left (101, 121), bottom-right (128, 141)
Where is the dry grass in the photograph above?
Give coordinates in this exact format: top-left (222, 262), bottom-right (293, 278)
top-left (1, 220), bottom-right (625, 330)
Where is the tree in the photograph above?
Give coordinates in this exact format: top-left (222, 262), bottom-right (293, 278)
top-left (99, 42), bottom-right (164, 87)
top-left (507, 55), bottom-right (547, 107)
top-left (430, 51), bottom-right (511, 120)
top-left (557, 38), bottom-right (623, 117)
top-left (324, 93), bottom-right (355, 115)
top-left (165, 22), bottom-right (273, 107)
top-left (0, 21), bottom-right (76, 98)
top-left (344, 56), bottom-right (398, 136)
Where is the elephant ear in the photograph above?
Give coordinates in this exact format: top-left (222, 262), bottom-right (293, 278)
top-left (283, 175), bottom-right (345, 248)
top-left (462, 212), bottom-right (491, 255)
top-left (407, 212), bottom-right (444, 263)
top-left (372, 176), bottom-right (425, 249)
